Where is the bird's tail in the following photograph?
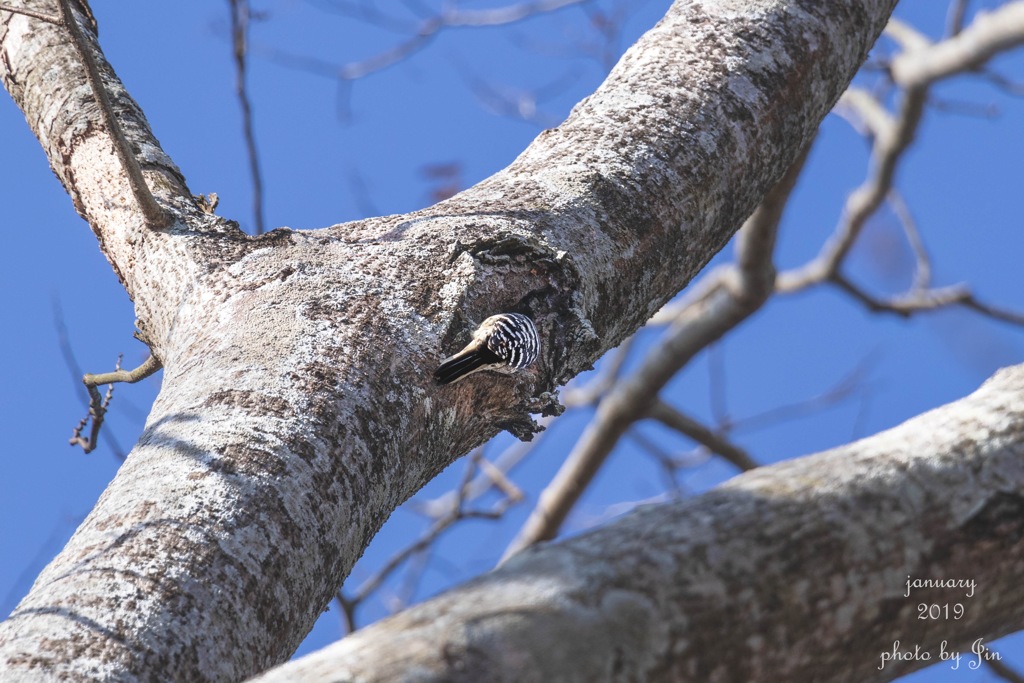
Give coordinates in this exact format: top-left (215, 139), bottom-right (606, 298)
top-left (434, 348), bottom-right (494, 385)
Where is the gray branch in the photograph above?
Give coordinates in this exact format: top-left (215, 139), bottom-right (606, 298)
top-left (253, 365), bottom-right (1024, 683)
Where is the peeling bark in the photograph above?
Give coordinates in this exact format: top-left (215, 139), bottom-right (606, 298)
top-left (253, 366), bottom-right (1024, 683)
top-left (0, 0), bottom-right (897, 680)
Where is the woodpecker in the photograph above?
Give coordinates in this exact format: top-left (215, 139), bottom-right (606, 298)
top-left (434, 313), bottom-right (540, 385)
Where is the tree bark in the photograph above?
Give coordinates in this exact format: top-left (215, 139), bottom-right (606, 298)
top-left (0, 0), bottom-right (896, 680)
top-left (252, 365), bottom-right (1024, 683)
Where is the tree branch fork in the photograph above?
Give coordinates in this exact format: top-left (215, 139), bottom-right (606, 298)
top-left (0, 0), bottom-right (905, 680)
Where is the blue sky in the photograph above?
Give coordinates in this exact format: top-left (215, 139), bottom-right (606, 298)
top-left (1, 1), bottom-right (1022, 679)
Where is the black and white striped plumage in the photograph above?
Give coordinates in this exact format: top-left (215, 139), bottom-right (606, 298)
top-left (434, 313), bottom-right (540, 385)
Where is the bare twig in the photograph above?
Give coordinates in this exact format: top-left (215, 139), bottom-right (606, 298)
top-left (926, 95), bottom-right (999, 118)
top-left (306, 1), bottom-right (419, 34)
top-left (779, 85), bottom-right (924, 293)
top-left (0, 3), bottom-right (60, 24)
top-left (274, 0), bottom-right (590, 80)
top-left (647, 400), bottom-right (758, 472)
top-left (946, 0), bottom-right (970, 37)
top-left (461, 62), bottom-right (583, 126)
top-left (417, 418), bottom-right (554, 518)
top-left (1, 511), bottom-right (86, 616)
top-left (51, 298), bottom-right (90, 406)
top-left (57, 0), bottom-right (172, 228)
top-left (346, 170), bottom-right (380, 219)
top-left (420, 162), bottom-right (463, 203)
top-left (981, 68), bottom-right (1024, 96)
top-left (475, 457), bottom-right (525, 504)
top-left (503, 5), bottom-right (1024, 562)
top-left (337, 447), bottom-right (523, 630)
top-left (560, 336), bottom-right (635, 407)
top-left (623, 429), bottom-right (686, 497)
top-left (887, 190), bottom-right (931, 290)
top-left (707, 343), bottom-right (729, 427)
top-left (334, 593), bottom-right (357, 635)
top-left (388, 546), bottom-right (433, 613)
top-left (986, 650), bottom-right (1024, 683)
top-left (833, 276), bottom-right (1024, 325)
top-left (260, 0), bottom-right (590, 118)
top-left (727, 357), bottom-right (873, 435)
top-left (52, 299), bottom-right (129, 459)
top-left (508, 0), bottom-right (637, 71)
top-left (228, 0), bottom-right (266, 234)
top-left (69, 354), bottom-right (161, 454)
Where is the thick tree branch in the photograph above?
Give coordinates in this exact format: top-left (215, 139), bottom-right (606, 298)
top-left (253, 365), bottom-right (1024, 683)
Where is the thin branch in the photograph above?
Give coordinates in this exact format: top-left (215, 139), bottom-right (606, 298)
top-left (986, 648), bottom-right (1024, 683)
top-left (780, 5), bottom-right (1024, 291)
top-left (0, 3), bottom-right (60, 24)
top-left (228, 0), bottom-right (266, 235)
top-left (388, 545), bottom-right (433, 613)
top-left (502, 3), bottom-right (1024, 565)
top-left (52, 298), bottom-right (129, 460)
top-left (884, 17), bottom-right (932, 54)
top-left (69, 354), bottom-right (161, 454)
top-left (509, 0), bottom-right (639, 72)
top-left (560, 336), bottom-right (635, 407)
top-left (727, 356), bottom-right (873, 435)
top-left (707, 342), bottom-right (730, 427)
top-left (892, 2), bottom-right (1024, 87)
top-left (1, 512), bottom-right (86, 616)
top-left (57, 0), bottom-right (172, 228)
top-left (647, 400), bottom-right (758, 472)
top-left (946, 0), bottom-right (970, 37)
top-left (623, 430), bottom-right (685, 497)
top-left (926, 95), bottom-right (999, 118)
top-left (346, 170), bottom-right (379, 219)
top-left (347, 513), bottom-right (449, 605)
top-left (981, 68), bottom-right (1024, 96)
top-left (779, 84), bottom-right (924, 292)
top-left (461, 65), bottom-right (582, 127)
top-left (419, 161), bottom-right (463, 203)
top-left (305, 0), bottom-right (419, 34)
top-left (833, 275), bottom-right (1024, 325)
top-left (333, 592), bottom-right (357, 635)
top-left (886, 190), bottom-right (930, 290)
top-left (416, 418), bottom-right (552, 520)
top-left (475, 456), bottom-right (525, 504)
top-left (51, 297), bottom-right (90, 406)
top-left (338, 447), bottom-right (524, 629)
